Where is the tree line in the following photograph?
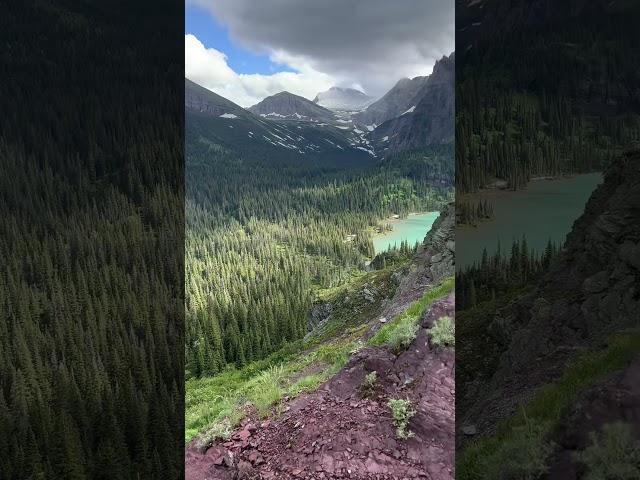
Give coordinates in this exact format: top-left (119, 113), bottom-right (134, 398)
top-left (456, 1), bottom-right (640, 193)
top-left (456, 238), bottom-right (561, 311)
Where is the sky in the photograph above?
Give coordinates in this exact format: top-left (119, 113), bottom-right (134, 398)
top-left (185, 0), bottom-right (455, 108)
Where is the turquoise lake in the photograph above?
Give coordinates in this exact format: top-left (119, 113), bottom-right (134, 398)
top-left (457, 173), bottom-right (603, 269)
top-left (373, 212), bottom-right (440, 254)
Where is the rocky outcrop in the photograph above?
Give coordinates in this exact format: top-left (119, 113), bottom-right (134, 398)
top-left (459, 149), bottom-right (640, 437)
top-left (185, 292), bottom-right (455, 480)
top-left (423, 203), bottom-right (455, 281)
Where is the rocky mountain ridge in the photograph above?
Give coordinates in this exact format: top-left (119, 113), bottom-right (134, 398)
top-left (370, 54), bottom-right (455, 155)
top-left (353, 77), bottom-right (429, 128)
top-left (185, 79), bottom-right (370, 158)
top-left (249, 91), bottom-right (337, 123)
top-left (187, 50), bottom-right (455, 160)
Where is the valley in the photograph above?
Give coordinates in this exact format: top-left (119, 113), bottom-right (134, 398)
top-left (184, 50), bottom-right (454, 479)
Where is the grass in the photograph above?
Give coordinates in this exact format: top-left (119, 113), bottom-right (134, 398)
top-left (185, 335), bottom-right (359, 443)
top-left (430, 315), bottom-right (455, 347)
top-left (186, 271), bottom-right (453, 445)
top-left (457, 330), bottom-right (640, 480)
top-left (369, 276), bottom-right (454, 348)
top-left (387, 316), bottom-right (420, 352)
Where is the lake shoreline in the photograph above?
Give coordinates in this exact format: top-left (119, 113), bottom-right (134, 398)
top-left (456, 172), bottom-right (603, 268)
top-left (372, 211), bottom-right (440, 254)
top-left (458, 172), bottom-right (602, 203)
top-left (378, 211), bottom-right (432, 228)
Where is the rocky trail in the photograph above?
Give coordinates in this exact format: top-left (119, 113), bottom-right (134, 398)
top-left (185, 291), bottom-right (455, 480)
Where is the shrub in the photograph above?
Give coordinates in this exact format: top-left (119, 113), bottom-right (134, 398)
top-left (430, 316), bottom-right (455, 347)
top-left (387, 316), bottom-right (419, 353)
top-left (201, 417), bottom-right (233, 445)
top-left (482, 419), bottom-right (555, 480)
top-left (387, 398), bottom-right (416, 439)
top-left (574, 422), bottom-right (640, 480)
top-left (361, 371), bottom-right (378, 397)
top-left (349, 339), bottom-right (365, 355)
top-left (256, 364), bottom-right (285, 387)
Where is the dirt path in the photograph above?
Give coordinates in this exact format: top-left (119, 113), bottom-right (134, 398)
top-left (185, 292), bottom-right (455, 480)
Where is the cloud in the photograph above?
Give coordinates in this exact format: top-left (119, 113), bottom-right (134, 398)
top-left (185, 34), bottom-right (335, 107)
top-left (188, 0), bottom-right (454, 98)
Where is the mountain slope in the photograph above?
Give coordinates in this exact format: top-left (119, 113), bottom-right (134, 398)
top-left (185, 79), bottom-right (369, 159)
top-left (186, 207), bottom-right (456, 480)
top-left (185, 78), bottom-right (249, 118)
top-left (314, 86), bottom-right (374, 111)
top-left (371, 53), bottom-right (455, 155)
top-left (458, 149), bottom-right (640, 477)
top-left (353, 76), bottom-right (429, 128)
top-left (249, 91), bottom-right (337, 123)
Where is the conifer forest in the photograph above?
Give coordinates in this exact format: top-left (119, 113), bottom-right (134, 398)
top-left (185, 112), bottom-right (453, 376)
top-left (0, 2), bottom-right (184, 478)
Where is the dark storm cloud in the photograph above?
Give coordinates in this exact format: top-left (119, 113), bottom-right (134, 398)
top-left (192, 0), bottom-right (454, 97)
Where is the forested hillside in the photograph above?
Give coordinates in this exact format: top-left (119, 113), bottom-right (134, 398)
top-left (0, 1), bottom-right (183, 478)
top-left (456, 0), bottom-right (640, 192)
top-left (185, 106), bottom-right (453, 377)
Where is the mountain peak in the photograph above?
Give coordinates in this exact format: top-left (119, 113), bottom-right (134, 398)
top-left (249, 91), bottom-right (336, 122)
top-left (313, 87), bottom-right (374, 111)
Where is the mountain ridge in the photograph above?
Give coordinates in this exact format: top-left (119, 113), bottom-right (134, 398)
top-left (370, 53), bottom-right (455, 155)
top-left (249, 91), bottom-right (336, 123)
top-left (353, 76), bottom-right (429, 128)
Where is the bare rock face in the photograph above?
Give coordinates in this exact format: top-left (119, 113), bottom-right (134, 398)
top-left (353, 76), bottom-right (429, 127)
top-left (307, 302), bottom-right (333, 332)
top-left (370, 53), bottom-right (455, 154)
top-left (423, 203), bottom-right (455, 282)
top-left (460, 149), bottom-right (640, 436)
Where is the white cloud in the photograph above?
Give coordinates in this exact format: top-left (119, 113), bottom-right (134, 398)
top-left (185, 34), bottom-right (336, 107)
top-left (189, 0), bottom-right (454, 98)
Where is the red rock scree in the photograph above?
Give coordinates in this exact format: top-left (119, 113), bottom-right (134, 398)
top-left (185, 292), bottom-right (455, 480)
